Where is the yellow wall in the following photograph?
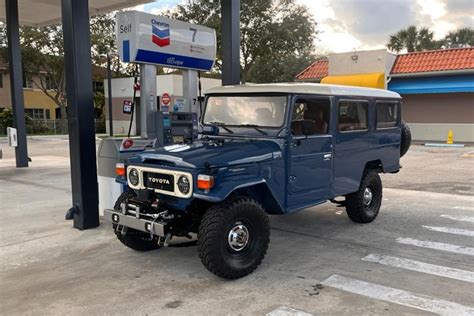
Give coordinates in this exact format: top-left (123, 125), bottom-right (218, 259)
top-left (23, 89), bottom-right (58, 119)
top-left (0, 72), bottom-right (59, 119)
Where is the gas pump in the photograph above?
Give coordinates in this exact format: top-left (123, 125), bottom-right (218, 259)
top-left (97, 11), bottom-right (217, 216)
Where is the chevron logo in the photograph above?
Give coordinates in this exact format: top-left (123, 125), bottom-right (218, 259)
top-left (152, 21), bottom-right (170, 47)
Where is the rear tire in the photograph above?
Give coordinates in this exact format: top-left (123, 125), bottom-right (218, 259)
top-left (113, 191), bottom-right (160, 251)
top-left (345, 171), bottom-right (382, 223)
top-left (197, 196), bottom-right (270, 279)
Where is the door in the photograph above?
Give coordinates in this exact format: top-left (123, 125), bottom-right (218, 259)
top-left (288, 97), bottom-right (333, 207)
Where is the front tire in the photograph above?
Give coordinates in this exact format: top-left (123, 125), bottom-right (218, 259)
top-left (113, 191), bottom-right (160, 251)
top-left (345, 171), bottom-right (382, 223)
top-left (197, 196), bottom-right (270, 279)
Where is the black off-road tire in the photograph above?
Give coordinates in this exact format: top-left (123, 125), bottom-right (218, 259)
top-left (197, 196), bottom-right (270, 279)
top-left (345, 171), bottom-right (382, 223)
top-left (400, 121), bottom-right (411, 158)
top-left (113, 191), bottom-right (160, 251)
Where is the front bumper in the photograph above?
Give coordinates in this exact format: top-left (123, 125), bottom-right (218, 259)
top-left (103, 209), bottom-right (167, 237)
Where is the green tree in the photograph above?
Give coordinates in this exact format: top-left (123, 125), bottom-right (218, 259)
top-left (0, 13), bottom-right (117, 133)
top-left (173, 0), bottom-right (318, 83)
top-left (387, 25), bottom-right (442, 53)
top-left (444, 28), bottom-right (474, 48)
top-left (0, 108), bottom-right (14, 135)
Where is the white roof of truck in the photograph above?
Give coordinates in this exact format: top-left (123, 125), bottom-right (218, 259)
top-left (206, 83), bottom-right (401, 99)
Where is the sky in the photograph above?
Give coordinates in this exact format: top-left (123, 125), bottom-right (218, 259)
top-left (135, 0), bottom-right (474, 53)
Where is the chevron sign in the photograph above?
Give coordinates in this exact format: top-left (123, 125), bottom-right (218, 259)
top-left (152, 20), bottom-right (170, 47)
top-left (117, 11), bottom-right (216, 71)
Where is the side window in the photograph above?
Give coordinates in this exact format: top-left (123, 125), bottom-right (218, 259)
top-left (23, 74), bottom-right (33, 89)
top-left (291, 99), bottom-right (330, 136)
top-left (376, 102), bottom-right (399, 128)
top-left (338, 101), bottom-right (368, 132)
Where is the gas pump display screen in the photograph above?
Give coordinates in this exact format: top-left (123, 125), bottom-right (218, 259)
top-left (144, 172), bottom-right (174, 192)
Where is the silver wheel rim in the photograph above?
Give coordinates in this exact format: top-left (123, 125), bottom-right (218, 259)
top-left (363, 188), bottom-right (373, 206)
top-left (228, 222), bottom-right (250, 252)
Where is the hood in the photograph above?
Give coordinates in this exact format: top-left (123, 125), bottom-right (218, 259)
top-left (129, 139), bottom-right (282, 169)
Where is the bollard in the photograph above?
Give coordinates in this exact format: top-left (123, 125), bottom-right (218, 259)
top-left (447, 129), bottom-right (454, 144)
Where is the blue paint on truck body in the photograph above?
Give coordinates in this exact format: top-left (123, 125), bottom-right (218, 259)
top-left (124, 91), bottom-right (402, 215)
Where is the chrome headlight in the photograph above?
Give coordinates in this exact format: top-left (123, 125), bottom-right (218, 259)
top-left (177, 175), bottom-right (190, 194)
top-left (128, 168), bottom-right (140, 186)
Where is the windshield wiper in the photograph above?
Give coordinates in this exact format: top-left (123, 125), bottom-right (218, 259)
top-left (207, 121), bottom-right (234, 134)
top-left (240, 124), bottom-right (268, 136)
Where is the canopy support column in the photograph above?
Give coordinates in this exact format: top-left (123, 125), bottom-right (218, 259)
top-left (6, 0), bottom-right (28, 168)
top-left (61, 0), bottom-right (99, 229)
top-left (221, 0), bottom-right (240, 85)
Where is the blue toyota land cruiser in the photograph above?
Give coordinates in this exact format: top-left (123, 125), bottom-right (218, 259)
top-left (105, 83), bottom-right (411, 279)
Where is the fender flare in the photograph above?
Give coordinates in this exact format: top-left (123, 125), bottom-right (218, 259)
top-left (193, 179), bottom-right (285, 214)
top-left (193, 180), bottom-right (267, 202)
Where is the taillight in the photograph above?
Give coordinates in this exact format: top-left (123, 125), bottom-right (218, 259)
top-left (115, 163), bottom-right (126, 176)
top-left (197, 174), bottom-right (214, 190)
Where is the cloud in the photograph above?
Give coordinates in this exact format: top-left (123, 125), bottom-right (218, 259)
top-left (134, 0), bottom-right (184, 13)
top-left (440, 0), bottom-right (474, 30)
top-left (136, 0), bottom-right (473, 54)
top-left (443, 0), bottom-right (474, 14)
top-left (327, 0), bottom-right (421, 46)
top-left (297, 0), bottom-right (473, 53)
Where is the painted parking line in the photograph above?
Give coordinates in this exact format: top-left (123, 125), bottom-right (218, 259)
top-left (266, 306), bottom-right (313, 316)
top-left (396, 237), bottom-right (474, 256)
top-left (362, 253), bottom-right (474, 283)
top-left (440, 214), bottom-right (474, 223)
top-left (322, 274), bottom-right (474, 316)
top-left (453, 206), bottom-right (474, 211)
top-left (422, 225), bottom-right (474, 237)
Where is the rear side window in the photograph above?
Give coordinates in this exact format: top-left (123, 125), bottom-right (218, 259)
top-left (338, 101), bottom-right (368, 131)
top-left (376, 102), bottom-right (399, 128)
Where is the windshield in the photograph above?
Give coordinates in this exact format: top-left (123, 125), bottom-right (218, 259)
top-left (203, 95), bottom-right (287, 128)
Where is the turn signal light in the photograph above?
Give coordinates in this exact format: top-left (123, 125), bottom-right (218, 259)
top-left (197, 174), bottom-right (214, 190)
top-left (115, 163), bottom-right (126, 176)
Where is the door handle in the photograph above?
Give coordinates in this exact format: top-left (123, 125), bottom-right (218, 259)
top-left (292, 139), bottom-right (302, 147)
top-left (324, 153), bottom-right (332, 160)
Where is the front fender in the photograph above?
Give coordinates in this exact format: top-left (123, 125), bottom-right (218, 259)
top-left (193, 177), bottom-right (285, 214)
top-left (193, 175), bottom-right (265, 203)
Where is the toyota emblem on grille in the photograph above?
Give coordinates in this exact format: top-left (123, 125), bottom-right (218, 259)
top-left (148, 177), bottom-right (170, 184)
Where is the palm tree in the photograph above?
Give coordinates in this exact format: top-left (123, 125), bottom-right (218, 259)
top-left (387, 26), bottom-right (441, 53)
top-left (417, 27), bottom-right (440, 51)
top-left (388, 26), bottom-right (417, 53)
top-left (444, 28), bottom-right (474, 48)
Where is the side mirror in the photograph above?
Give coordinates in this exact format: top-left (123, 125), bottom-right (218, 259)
top-left (301, 119), bottom-right (316, 136)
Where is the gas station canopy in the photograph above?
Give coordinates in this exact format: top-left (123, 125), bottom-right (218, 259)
top-left (3, 0), bottom-right (241, 230)
top-left (0, 0), bottom-right (152, 26)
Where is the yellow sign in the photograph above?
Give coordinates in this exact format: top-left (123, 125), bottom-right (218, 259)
top-left (321, 73), bottom-right (385, 89)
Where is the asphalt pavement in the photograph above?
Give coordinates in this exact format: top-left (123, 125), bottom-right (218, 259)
top-left (0, 138), bottom-right (473, 315)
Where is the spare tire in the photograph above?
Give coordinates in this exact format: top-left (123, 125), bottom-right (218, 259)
top-left (400, 121), bottom-right (411, 157)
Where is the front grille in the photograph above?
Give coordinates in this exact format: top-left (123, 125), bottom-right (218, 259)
top-left (143, 172), bottom-right (175, 192)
